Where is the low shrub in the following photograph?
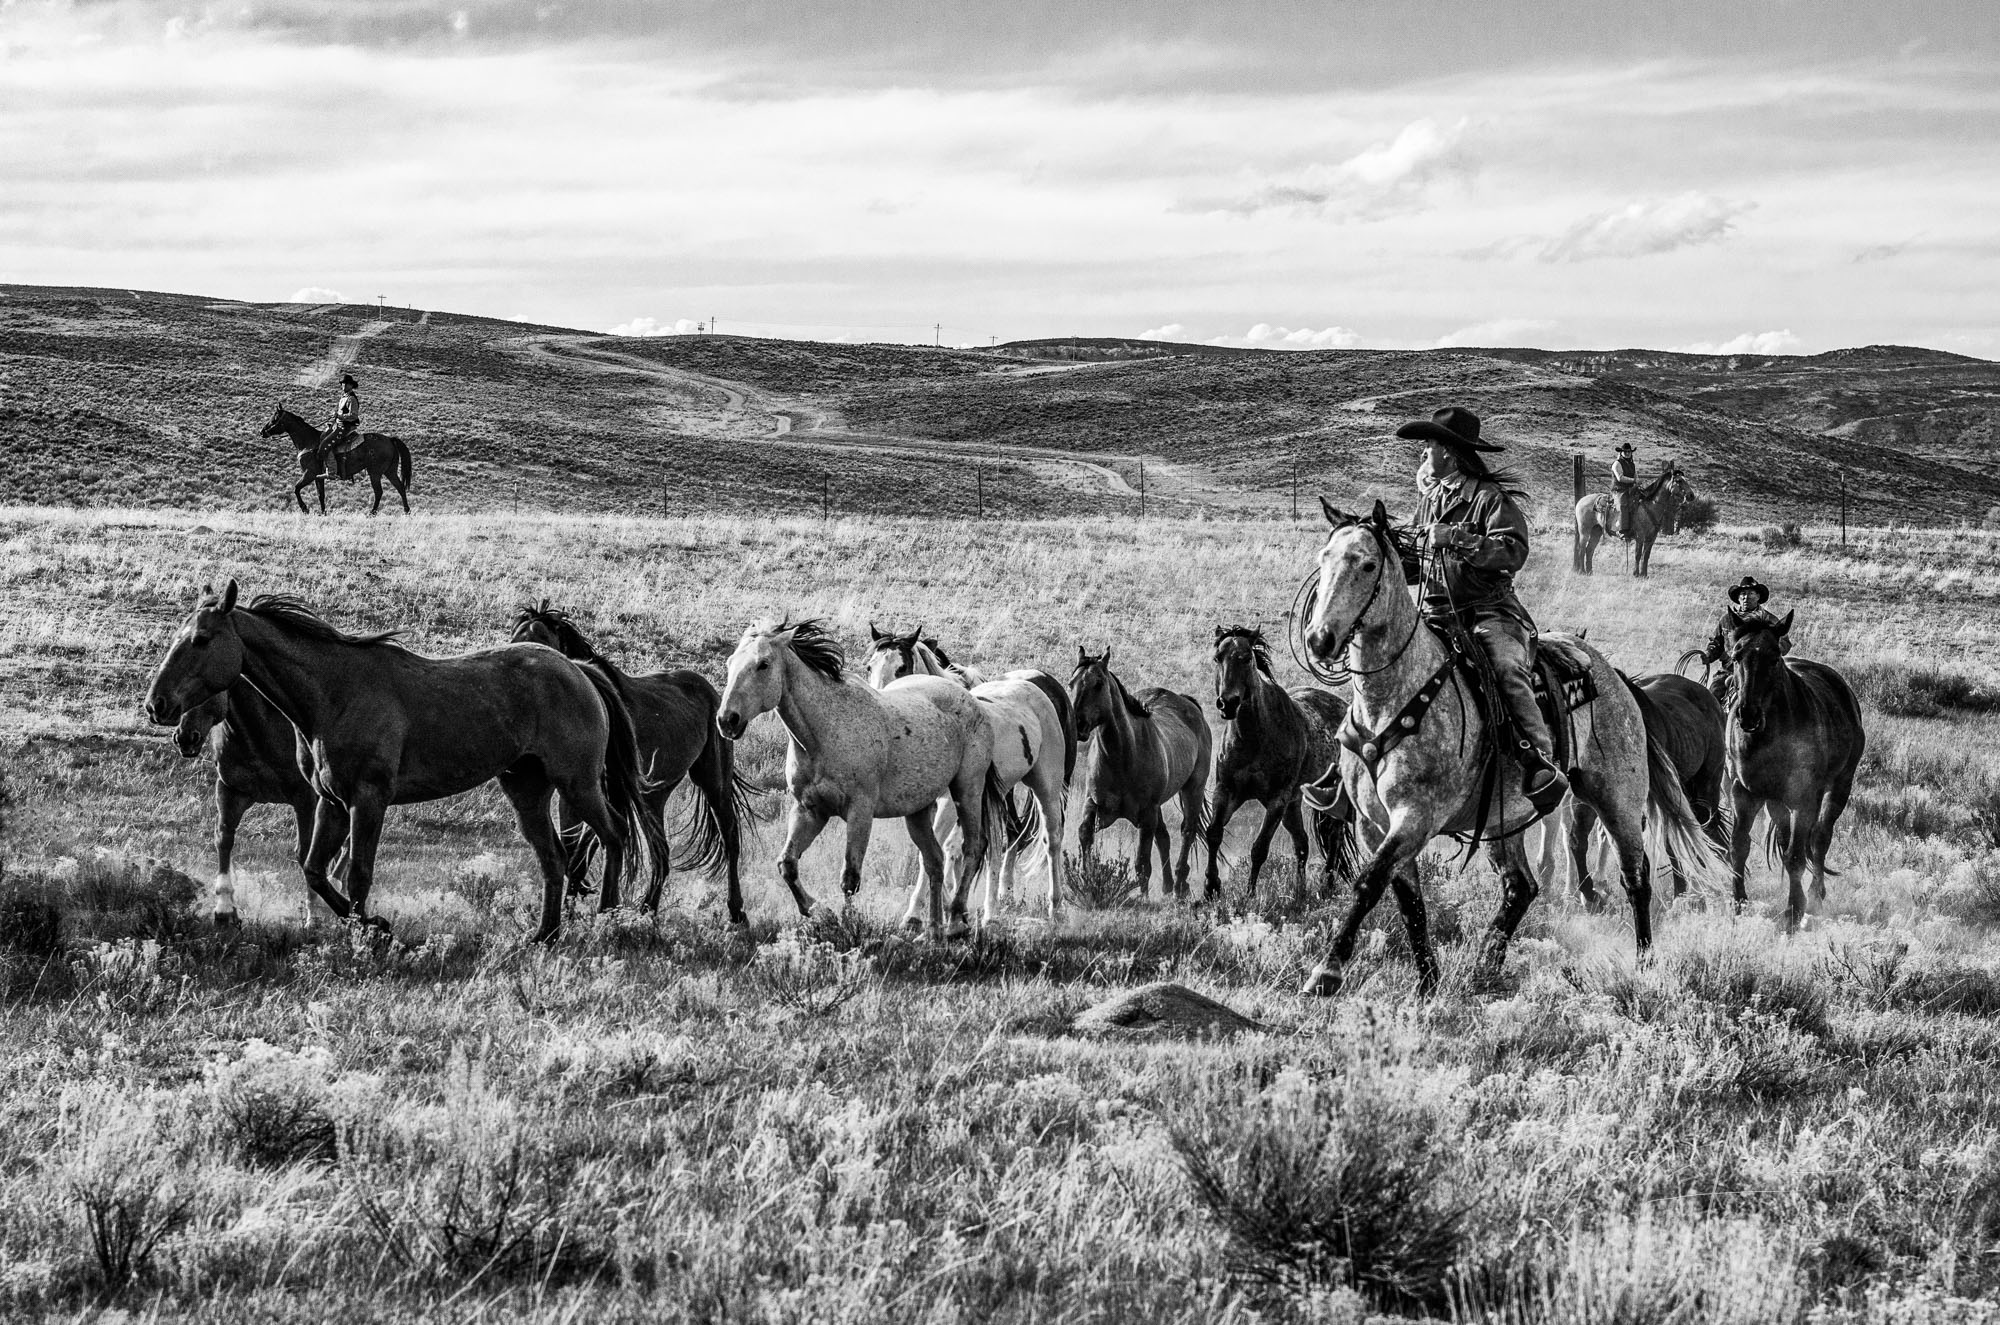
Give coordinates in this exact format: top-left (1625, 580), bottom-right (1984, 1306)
top-left (1677, 495), bottom-right (1719, 534)
top-left (1063, 851), bottom-right (1144, 910)
top-left (1759, 522), bottom-right (1803, 549)
top-left (1847, 660), bottom-right (2000, 719)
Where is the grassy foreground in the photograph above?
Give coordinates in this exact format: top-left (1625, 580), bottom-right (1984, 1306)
top-left (6, 505), bottom-right (2000, 1322)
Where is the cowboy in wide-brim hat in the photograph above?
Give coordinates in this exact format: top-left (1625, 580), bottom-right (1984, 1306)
top-left (1609, 441), bottom-right (1640, 539)
top-left (322, 372), bottom-right (362, 471)
top-left (1703, 575), bottom-right (1791, 701)
top-left (1399, 405), bottom-right (1568, 812)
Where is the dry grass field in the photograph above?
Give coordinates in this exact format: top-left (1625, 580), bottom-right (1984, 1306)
top-left (6, 502), bottom-right (2000, 1322)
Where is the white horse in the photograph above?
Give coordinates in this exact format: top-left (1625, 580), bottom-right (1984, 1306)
top-left (716, 619), bottom-right (996, 934)
top-left (865, 625), bottom-right (1073, 926)
top-left (1299, 499), bottom-right (1724, 995)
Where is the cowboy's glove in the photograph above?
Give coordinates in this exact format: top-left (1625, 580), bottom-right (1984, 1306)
top-left (1427, 522), bottom-right (1475, 551)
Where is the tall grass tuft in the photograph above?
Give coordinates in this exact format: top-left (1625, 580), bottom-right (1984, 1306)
top-left (1170, 1069), bottom-right (1463, 1314)
top-left (1848, 660), bottom-right (2000, 719)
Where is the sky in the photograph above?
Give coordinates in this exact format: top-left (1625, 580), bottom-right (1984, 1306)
top-left (3, 1), bottom-right (1998, 355)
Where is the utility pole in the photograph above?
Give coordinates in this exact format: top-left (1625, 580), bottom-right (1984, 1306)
top-left (934, 323), bottom-right (942, 347)
top-left (711, 315), bottom-right (717, 335)
top-left (376, 295), bottom-right (385, 310)
top-left (989, 335), bottom-right (996, 347)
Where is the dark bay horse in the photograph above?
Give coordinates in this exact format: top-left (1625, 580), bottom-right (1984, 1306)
top-left (1557, 672), bottom-right (1728, 905)
top-left (1204, 625), bottom-right (1351, 905)
top-left (174, 683), bottom-right (320, 927)
top-left (510, 602), bottom-right (761, 924)
top-left (1070, 648), bottom-right (1211, 900)
top-left (1574, 463), bottom-right (1694, 577)
top-left (261, 405), bottom-right (413, 515)
top-left (144, 582), bottom-right (665, 940)
top-left (1726, 612), bottom-right (1865, 929)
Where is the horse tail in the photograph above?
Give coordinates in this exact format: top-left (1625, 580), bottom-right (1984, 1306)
top-left (395, 437), bottom-right (412, 491)
top-left (582, 663), bottom-right (669, 900)
top-left (673, 707), bottom-right (769, 878)
top-left (1623, 675), bottom-right (1728, 895)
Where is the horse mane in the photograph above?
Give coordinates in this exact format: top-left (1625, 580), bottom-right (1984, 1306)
top-left (748, 617), bottom-right (845, 680)
top-left (1637, 470), bottom-right (1672, 502)
top-left (1215, 624), bottom-right (1273, 677)
top-left (918, 635), bottom-right (955, 667)
top-left (512, 603), bottom-right (605, 663)
top-left (242, 594), bottom-right (401, 647)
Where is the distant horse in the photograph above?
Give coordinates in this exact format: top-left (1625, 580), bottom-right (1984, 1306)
top-left (1574, 463), bottom-right (1695, 577)
top-left (1725, 612), bottom-right (1865, 929)
top-left (1203, 625), bottom-right (1351, 905)
top-left (1298, 499), bottom-right (1722, 995)
top-left (261, 404), bottom-right (413, 516)
top-left (1553, 672), bottom-right (1729, 906)
top-left (173, 683), bottom-right (320, 927)
top-left (510, 602), bottom-right (764, 924)
top-left (865, 624), bottom-right (1073, 924)
top-left (717, 619), bottom-right (995, 934)
top-left (1070, 648), bottom-right (1211, 900)
top-left (144, 582), bottom-right (665, 940)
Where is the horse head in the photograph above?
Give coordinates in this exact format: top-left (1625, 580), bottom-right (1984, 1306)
top-left (146, 580), bottom-right (247, 727)
top-left (1069, 646), bottom-right (1120, 738)
top-left (1212, 625), bottom-right (1270, 720)
top-left (718, 618), bottom-right (842, 739)
top-left (1306, 497), bottom-right (1399, 665)
top-left (174, 689), bottom-right (231, 759)
top-left (863, 622), bottom-right (925, 688)
top-left (260, 403), bottom-right (298, 440)
top-left (1728, 609), bottom-right (1794, 733)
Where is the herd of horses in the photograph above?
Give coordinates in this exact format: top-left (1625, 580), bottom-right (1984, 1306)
top-left (140, 500), bottom-right (1867, 995)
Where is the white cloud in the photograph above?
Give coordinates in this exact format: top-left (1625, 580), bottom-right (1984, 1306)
top-left (609, 316), bottom-right (700, 336)
top-left (1210, 322), bottom-right (1363, 349)
top-left (288, 286), bottom-right (346, 303)
top-left (1671, 329), bottom-right (1801, 355)
top-left (1539, 192), bottom-right (1752, 262)
top-left (1201, 117), bottom-right (1474, 219)
top-left (1136, 323), bottom-right (1187, 340)
top-left (1434, 318), bottom-right (1556, 348)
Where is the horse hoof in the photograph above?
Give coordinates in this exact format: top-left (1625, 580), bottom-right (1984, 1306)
top-left (1301, 965), bottom-right (1343, 997)
top-left (213, 912), bottom-right (242, 931)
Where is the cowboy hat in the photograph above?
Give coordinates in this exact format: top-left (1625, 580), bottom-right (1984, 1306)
top-left (1726, 575), bottom-right (1769, 606)
top-left (1614, 442), bottom-right (1636, 454)
top-left (340, 373), bottom-right (358, 388)
top-left (1394, 405), bottom-right (1504, 453)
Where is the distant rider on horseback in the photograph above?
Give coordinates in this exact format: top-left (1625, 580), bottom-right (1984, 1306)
top-left (1701, 575), bottom-right (1791, 703)
top-left (1400, 406), bottom-right (1569, 812)
top-left (1609, 441), bottom-right (1639, 540)
top-left (318, 373), bottom-right (360, 472)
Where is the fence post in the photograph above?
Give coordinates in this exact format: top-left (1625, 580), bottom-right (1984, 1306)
top-left (1571, 453), bottom-right (1586, 572)
top-left (822, 473), bottom-right (830, 521)
top-left (1139, 460), bottom-right (1147, 518)
top-left (976, 465), bottom-right (984, 519)
top-left (1840, 470), bottom-right (1848, 547)
top-left (661, 478), bottom-right (668, 520)
top-left (1291, 455), bottom-right (1299, 523)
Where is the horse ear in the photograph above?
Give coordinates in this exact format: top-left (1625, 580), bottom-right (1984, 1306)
top-left (219, 579), bottom-right (238, 614)
top-left (869, 622), bottom-right (886, 642)
top-left (1319, 495), bottom-right (1344, 526)
top-left (1776, 609), bottom-right (1794, 636)
top-left (1103, 647), bottom-right (1112, 666)
top-left (1077, 644), bottom-right (1088, 665)
top-left (1370, 498), bottom-right (1390, 528)
top-left (1213, 625), bottom-right (1227, 643)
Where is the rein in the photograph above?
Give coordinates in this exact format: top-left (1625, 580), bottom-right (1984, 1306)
top-left (1290, 521), bottom-right (1423, 684)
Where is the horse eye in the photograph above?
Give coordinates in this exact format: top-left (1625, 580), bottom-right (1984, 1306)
top-left (192, 634), bottom-right (211, 648)
top-left (756, 660), bottom-right (769, 671)
top-left (1360, 560), bottom-right (1378, 573)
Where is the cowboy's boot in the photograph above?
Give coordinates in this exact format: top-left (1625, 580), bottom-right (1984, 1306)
top-left (1499, 690), bottom-right (1569, 814)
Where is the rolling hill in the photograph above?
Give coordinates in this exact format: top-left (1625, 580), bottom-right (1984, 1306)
top-left (4, 283), bottom-right (1998, 526)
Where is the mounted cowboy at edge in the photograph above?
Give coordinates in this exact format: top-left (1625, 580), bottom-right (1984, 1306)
top-left (259, 370), bottom-right (415, 515)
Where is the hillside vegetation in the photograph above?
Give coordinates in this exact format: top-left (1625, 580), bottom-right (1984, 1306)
top-left (5, 285), bottom-right (1999, 525)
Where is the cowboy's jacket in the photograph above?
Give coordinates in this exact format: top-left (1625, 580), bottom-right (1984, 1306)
top-left (336, 390), bottom-right (360, 428)
top-left (1703, 604), bottom-right (1791, 663)
top-left (1612, 454), bottom-right (1637, 489)
top-left (1415, 460), bottom-right (1532, 626)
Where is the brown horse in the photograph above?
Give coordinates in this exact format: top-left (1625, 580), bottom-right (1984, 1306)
top-left (1725, 612), bottom-right (1865, 929)
top-left (144, 582), bottom-right (665, 940)
top-left (174, 683), bottom-right (321, 927)
top-left (509, 602), bottom-right (763, 924)
top-left (1574, 463), bottom-right (1694, 577)
top-left (1070, 648), bottom-right (1211, 900)
top-left (1203, 625), bottom-right (1351, 905)
top-left (261, 405), bottom-right (413, 515)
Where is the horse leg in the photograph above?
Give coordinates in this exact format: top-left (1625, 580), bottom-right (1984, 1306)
top-left (904, 809), bottom-right (949, 935)
top-left (1810, 772), bottom-right (1853, 905)
top-left (780, 803), bottom-right (831, 919)
top-left (294, 472), bottom-right (317, 515)
top-left (212, 781), bottom-right (253, 928)
top-left (299, 797), bottom-right (354, 920)
top-left (1302, 814), bottom-right (1420, 996)
top-left (1244, 796), bottom-right (1289, 899)
top-left (496, 769), bottom-right (570, 942)
top-left (1387, 869), bottom-right (1440, 996)
top-left (551, 794), bottom-right (595, 904)
top-left (1033, 768), bottom-right (1066, 920)
top-left (690, 739), bottom-right (748, 925)
top-left (1782, 801), bottom-right (1813, 932)
top-left (1476, 833), bottom-right (1542, 981)
top-left (1280, 794), bottom-right (1310, 888)
top-left (562, 775), bottom-right (634, 918)
top-left (368, 470), bottom-right (385, 516)
top-left (1076, 802), bottom-right (1099, 863)
top-left (1727, 780), bottom-right (1757, 914)
top-left (1569, 798), bottom-right (1604, 912)
top-left (841, 801), bottom-right (877, 910)
top-left (902, 797), bottom-right (956, 931)
top-left (1202, 784), bottom-right (1239, 906)
top-left (1175, 782), bottom-right (1205, 899)
top-left (1150, 807), bottom-right (1178, 902)
top-left (338, 786), bottom-right (393, 933)
top-left (943, 775), bottom-right (988, 938)
top-left (1592, 795), bottom-right (1654, 957)
top-left (636, 782), bottom-right (672, 912)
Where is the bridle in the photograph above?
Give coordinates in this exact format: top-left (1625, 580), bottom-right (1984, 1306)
top-left (1292, 519), bottom-right (1423, 683)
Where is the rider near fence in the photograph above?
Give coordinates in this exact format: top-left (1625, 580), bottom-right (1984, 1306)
top-left (1401, 406), bottom-right (1569, 811)
top-left (1609, 441), bottom-right (1639, 539)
